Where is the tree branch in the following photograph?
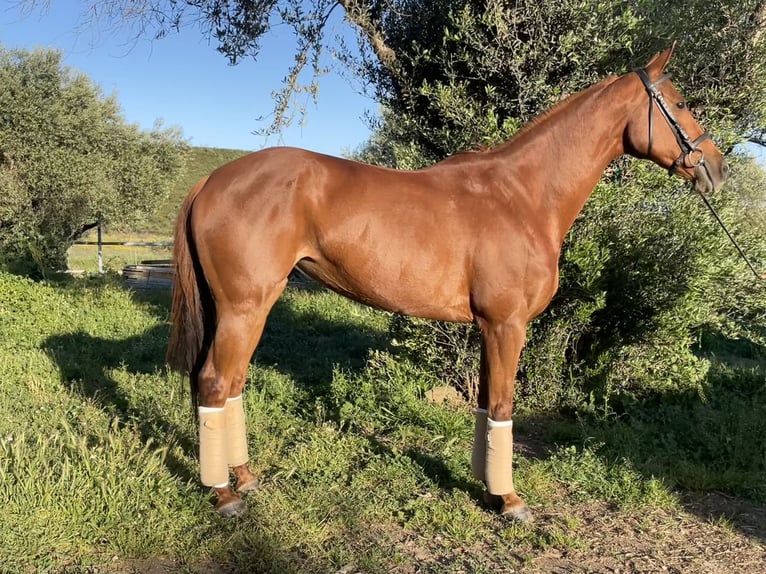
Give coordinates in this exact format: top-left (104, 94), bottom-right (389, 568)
top-left (337, 0), bottom-right (397, 71)
top-left (69, 220), bottom-right (100, 241)
top-left (337, 0), bottom-right (416, 116)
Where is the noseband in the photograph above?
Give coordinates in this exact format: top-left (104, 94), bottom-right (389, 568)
top-left (634, 68), bottom-right (711, 176)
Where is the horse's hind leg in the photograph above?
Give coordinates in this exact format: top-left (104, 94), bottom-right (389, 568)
top-left (196, 280), bottom-right (287, 516)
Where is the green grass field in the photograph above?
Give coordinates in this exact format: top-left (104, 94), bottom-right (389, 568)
top-left (67, 232), bottom-right (173, 274)
top-left (2, 270), bottom-right (765, 573)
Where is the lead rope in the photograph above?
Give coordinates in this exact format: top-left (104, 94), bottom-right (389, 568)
top-left (695, 190), bottom-right (765, 280)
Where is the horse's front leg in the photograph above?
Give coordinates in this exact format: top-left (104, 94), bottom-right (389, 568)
top-left (473, 317), bottom-right (531, 522)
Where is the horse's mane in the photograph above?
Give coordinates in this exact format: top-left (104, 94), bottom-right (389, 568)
top-left (445, 74), bottom-right (620, 161)
top-left (439, 76), bottom-right (620, 168)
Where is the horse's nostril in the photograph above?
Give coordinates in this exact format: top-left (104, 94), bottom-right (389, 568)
top-left (721, 159), bottom-right (730, 179)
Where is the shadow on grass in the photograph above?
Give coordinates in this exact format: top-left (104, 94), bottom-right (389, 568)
top-left (127, 278), bottom-right (388, 398)
top-left (42, 280), bottom-right (389, 572)
top-left (43, 279), bottom-right (386, 450)
top-left (405, 448), bottom-right (485, 496)
top-left (563, 331), bottom-right (766, 543)
top-left (256, 283), bottom-right (389, 399)
top-left (43, 323), bottom-right (197, 480)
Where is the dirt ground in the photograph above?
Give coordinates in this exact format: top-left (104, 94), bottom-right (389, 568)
top-left (525, 494), bottom-right (766, 574)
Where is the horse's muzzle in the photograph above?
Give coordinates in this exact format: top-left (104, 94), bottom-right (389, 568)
top-left (694, 157), bottom-right (728, 194)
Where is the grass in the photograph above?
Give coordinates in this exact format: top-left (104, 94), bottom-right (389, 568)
top-left (3, 272), bottom-right (763, 573)
top-left (580, 360), bottom-right (766, 501)
top-left (1, 270), bottom-right (709, 573)
top-left (67, 231), bottom-right (173, 274)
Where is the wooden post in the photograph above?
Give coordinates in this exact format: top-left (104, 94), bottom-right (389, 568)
top-left (97, 217), bottom-right (103, 274)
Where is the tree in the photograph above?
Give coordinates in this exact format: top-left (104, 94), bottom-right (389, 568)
top-left (20, 1), bottom-right (766, 144)
top-left (0, 47), bottom-right (186, 275)
top-left (349, 0), bottom-right (766, 161)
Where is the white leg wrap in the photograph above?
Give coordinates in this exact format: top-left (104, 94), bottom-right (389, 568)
top-left (198, 406), bottom-right (229, 488)
top-left (225, 395), bottom-right (249, 468)
top-left (485, 418), bottom-right (514, 495)
top-left (471, 408), bottom-right (488, 481)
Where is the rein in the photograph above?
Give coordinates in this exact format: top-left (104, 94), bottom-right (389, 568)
top-left (635, 68), bottom-right (764, 280)
top-left (695, 189), bottom-right (766, 280)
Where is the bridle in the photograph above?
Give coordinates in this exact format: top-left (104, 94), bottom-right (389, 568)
top-left (635, 68), bottom-right (764, 280)
top-left (634, 68), bottom-right (711, 176)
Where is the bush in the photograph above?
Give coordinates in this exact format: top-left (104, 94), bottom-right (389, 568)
top-left (388, 314), bottom-right (481, 402)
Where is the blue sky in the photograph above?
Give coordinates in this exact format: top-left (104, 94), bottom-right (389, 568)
top-left (0, 1), bottom-right (375, 155)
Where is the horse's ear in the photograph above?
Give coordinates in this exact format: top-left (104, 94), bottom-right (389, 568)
top-left (644, 41), bottom-right (677, 78)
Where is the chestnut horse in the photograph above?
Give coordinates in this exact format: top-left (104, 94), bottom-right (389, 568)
top-left (167, 46), bottom-right (728, 519)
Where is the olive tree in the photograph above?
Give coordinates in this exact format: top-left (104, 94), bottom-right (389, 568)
top-left (0, 47), bottom-right (186, 275)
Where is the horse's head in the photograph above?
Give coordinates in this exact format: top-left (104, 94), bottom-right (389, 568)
top-left (624, 43), bottom-right (728, 194)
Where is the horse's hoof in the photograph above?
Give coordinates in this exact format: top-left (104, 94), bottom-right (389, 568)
top-left (216, 498), bottom-right (247, 518)
top-left (501, 503), bottom-right (532, 523)
top-left (236, 478), bottom-right (260, 495)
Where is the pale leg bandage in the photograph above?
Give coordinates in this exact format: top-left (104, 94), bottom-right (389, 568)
top-left (485, 418), bottom-right (514, 495)
top-left (224, 395), bottom-right (249, 468)
top-left (198, 406), bottom-right (229, 488)
top-left (471, 408), bottom-right (488, 481)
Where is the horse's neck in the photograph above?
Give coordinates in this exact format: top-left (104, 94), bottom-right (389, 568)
top-left (494, 76), bottom-right (632, 245)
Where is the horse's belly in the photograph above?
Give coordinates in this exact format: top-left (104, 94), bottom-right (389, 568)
top-left (294, 257), bottom-right (474, 323)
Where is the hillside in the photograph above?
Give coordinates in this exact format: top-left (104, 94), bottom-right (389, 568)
top-left (137, 146), bottom-right (251, 236)
top-left (68, 147), bottom-right (251, 273)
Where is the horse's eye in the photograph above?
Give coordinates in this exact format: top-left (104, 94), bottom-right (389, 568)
top-left (676, 101), bottom-right (687, 110)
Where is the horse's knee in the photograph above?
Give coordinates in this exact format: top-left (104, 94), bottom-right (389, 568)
top-left (228, 373), bottom-right (248, 398)
top-left (489, 402), bottom-right (513, 422)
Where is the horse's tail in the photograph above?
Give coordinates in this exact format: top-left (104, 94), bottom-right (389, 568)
top-left (166, 175), bottom-right (212, 410)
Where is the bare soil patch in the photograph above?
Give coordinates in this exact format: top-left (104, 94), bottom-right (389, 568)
top-left (525, 496), bottom-right (766, 574)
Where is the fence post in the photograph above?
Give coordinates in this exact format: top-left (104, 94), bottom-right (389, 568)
top-left (97, 217), bottom-right (103, 274)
